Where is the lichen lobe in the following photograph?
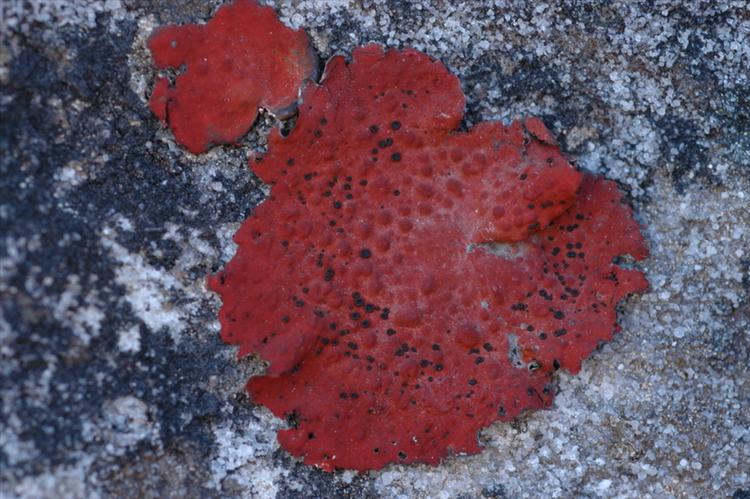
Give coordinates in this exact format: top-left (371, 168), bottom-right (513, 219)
top-left (147, 0), bottom-right (316, 153)
top-left (209, 45), bottom-right (649, 471)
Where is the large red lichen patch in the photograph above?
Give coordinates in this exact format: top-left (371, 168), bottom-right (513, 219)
top-left (208, 45), bottom-right (648, 471)
top-left (148, 0), bottom-right (316, 153)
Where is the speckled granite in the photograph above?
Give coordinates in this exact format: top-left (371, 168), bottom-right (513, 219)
top-left (1, 1), bottom-right (748, 498)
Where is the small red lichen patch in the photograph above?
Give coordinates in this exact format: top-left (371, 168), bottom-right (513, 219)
top-left (208, 45), bottom-right (648, 471)
top-left (148, 0), bottom-right (316, 153)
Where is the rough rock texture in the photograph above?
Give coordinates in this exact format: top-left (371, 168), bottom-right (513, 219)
top-left (1, 0), bottom-right (748, 498)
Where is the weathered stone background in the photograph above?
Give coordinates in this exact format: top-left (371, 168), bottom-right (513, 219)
top-left (1, 1), bottom-right (748, 497)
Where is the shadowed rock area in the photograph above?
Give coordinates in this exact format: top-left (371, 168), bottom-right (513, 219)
top-left (1, 1), bottom-right (748, 498)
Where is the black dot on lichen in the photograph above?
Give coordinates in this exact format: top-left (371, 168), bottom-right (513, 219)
top-left (391, 120), bottom-right (401, 130)
top-left (360, 248), bottom-right (372, 258)
top-left (386, 328), bottom-right (397, 336)
top-left (391, 152), bottom-right (402, 162)
top-left (369, 125), bottom-right (379, 134)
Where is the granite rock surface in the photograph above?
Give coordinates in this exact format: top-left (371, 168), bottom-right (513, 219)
top-left (1, 1), bottom-right (748, 498)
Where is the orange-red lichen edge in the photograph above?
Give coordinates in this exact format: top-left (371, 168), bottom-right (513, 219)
top-left (208, 45), bottom-right (649, 471)
top-left (148, 0), bottom-right (316, 154)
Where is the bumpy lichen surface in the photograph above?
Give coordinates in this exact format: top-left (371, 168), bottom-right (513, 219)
top-left (209, 45), bottom-right (648, 471)
top-left (148, 0), bottom-right (316, 153)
